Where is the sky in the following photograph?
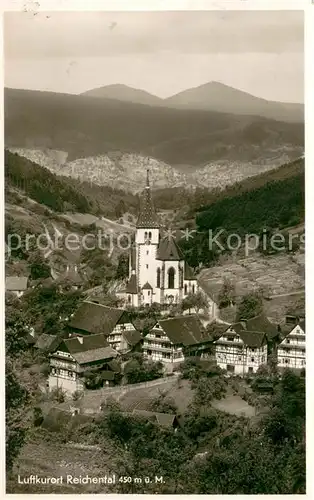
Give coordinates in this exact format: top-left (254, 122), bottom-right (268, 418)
top-left (4, 10), bottom-right (304, 103)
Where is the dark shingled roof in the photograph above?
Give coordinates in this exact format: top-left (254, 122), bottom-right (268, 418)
top-left (215, 329), bottom-right (266, 348)
top-left (132, 409), bottom-right (177, 427)
top-left (157, 237), bottom-right (184, 261)
top-left (6, 276), bottom-right (28, 291)
top-left (244, 314), bottom-right (278, 339)
top-left (34, 334), bottom-right (60, 352)
top-left (125, 274), bottom-right (138, 294)
top-left (159, 315), bottom-right (209, 346)
top-left (59, 334), bottom-right (118, 364)
top-left (227, 322), bottom-right (246, 334)
top-left (239, 331), bottom-right (267, 348)
top-left (184, 261), bottom-right (196, 280)
top-left (136, 172), bottom-right (159, 228)
top-left (122, 329), bottom-right (142, 347)
top-left (68, 301), bottom-right (129, 335)
top-left (142, 281), bottom-right (153, 290)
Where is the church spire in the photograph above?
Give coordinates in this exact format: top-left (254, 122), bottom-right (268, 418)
top-left (136, 168), bottom-right (159, 228)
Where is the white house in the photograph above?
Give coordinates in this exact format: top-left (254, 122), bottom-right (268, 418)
top-left (277, 321), bottom-right (305, 370)
top-left (143, 315), bottom-right (214, 371)
top-left (214, 322), bottom-right (268, 375)
top-left (67, 301), bottom-right (139, 351)
top-left (48, 334), bottom-right (119, 393)
top-left (117, 170), bottom-right (198, 308)
top-left (5, 276), bottom-right (29, 297)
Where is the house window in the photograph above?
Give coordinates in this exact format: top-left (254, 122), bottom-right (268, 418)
top-left (285, 359), bottom-right (290, 364)
top-left (184, 284), bottom-right (187, 294)
top-left (251, 348), bottom-right (255, 353)
top-left (157, 268), bottom-right (161, 288)
top-left (251, 357), bottom-right (255, 362)
top-left (248, 367), bottom-right (254, 374)
top-left (286, 339), bottom-right (290, 344)
top-left (262, 356), bottom-right (265, 362)
top-left (192, 284), bottom-right (195, 294)
top-left (128, 295), bottom-right (131, 303)
top-left (168, 267), bottom-right (175, 289)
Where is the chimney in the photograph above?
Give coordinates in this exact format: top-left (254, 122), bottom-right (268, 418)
top-left (77, 336), bottom-right (83, 344)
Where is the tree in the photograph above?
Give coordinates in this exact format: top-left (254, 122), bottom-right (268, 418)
top-left (181, 291), bottom-right (208, 314)
top-left (218, 278), bottom-right (236, 308)
top-left (115, 253), bottom-right (129, 280)
top-left (237, 292), bottom-right (263, 320)
top-left (28, 251), bottom-right (51, 280)
top-left (6, 361), bottom-right (30, 473)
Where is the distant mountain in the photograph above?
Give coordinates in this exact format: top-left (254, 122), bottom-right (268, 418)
top-left (5, 88), bottom-right (303, 168)
top-left (82, 81), bottom-right (304, 123)
top-left (81, 83), bottom-right (162, 107)
top-left (165, 81), bottom-right (303, 123)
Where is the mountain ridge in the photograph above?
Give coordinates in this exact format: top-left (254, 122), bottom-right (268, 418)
top-left (80, 81), bottom-right (303, 122)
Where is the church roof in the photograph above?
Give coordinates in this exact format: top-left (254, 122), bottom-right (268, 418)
top-left (136, 169), bottom-right (159, 229)
top-left (142, 281), bottom-right (153, 290)
top-left (125, 274), bottom-right (138, 294)
top-left (157, 236), bottom-right (184, 261)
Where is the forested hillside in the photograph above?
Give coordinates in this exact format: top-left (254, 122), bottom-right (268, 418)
top-left (5, 150), bottom-right (138, 217)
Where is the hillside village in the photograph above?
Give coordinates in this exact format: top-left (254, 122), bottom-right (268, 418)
top-left (6, 155), bottom-right (305, 493)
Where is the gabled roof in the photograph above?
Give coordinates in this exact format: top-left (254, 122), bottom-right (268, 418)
top-left (132, 409), bottom-right (177, 427)
top-left (122, 330), bottom-right (143, 347)
top-left (68, 301), bottom-right (130, 335)
top-left (239, 330), bottom-right (267, 348)
top-left (215, 329), bottom-right (266, 348)
top-left (142, 281), bottom-right (153, 290)
top-left (136, 171), bottom-right (159, 228)
top-left (57, 334), bottom-right (118, 364)
top-left (5, 276), bottom-right (28, 291)
top-left (34, 334), bottom-right (59, 352)
top-left (57, 265), bottom-right (83, 285)
top-left (184, 261), bottom-right (196, 280)
top-left (226, 322), bottom-right (246, 334)
top-left (125, 274), bottom-right (138, 294)
top-left (244, 314), bottom-right (278, 339)
top-left (158, 315), bottom-right (210, 346)
top-left (157, 236), bottom-right (184, 261)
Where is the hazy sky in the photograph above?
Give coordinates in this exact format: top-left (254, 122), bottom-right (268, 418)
top-left (4, 10), bottom-right (304, 103)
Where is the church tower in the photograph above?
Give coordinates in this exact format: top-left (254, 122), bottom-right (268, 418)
top-left (135, 170), bottom-right (160, 301)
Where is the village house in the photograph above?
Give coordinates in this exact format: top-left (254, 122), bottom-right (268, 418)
top-left (49, 334), bottom-right (119, 393)
top-left (67, 300), bottom-right (139, 351)
top-left (214, 322), bottom-right (268, 375)
top-left (116, 170), bottom-right (199, 308)
top-left (277, 320), bottom-right (305, 370)
top-left (143, 314), bottom-right (214, 371)
top-left (131, 409), bottom-right (180, 430)
top-left (5, 275), bottom-right (29, 297)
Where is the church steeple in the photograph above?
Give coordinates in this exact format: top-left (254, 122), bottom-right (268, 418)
top-left (136, 169), bottom-right (159, 228)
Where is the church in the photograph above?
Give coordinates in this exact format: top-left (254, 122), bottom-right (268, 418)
top-left (117, 171), bottom-right (198, 308)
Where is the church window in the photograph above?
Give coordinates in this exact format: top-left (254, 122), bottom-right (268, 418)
top-left (148, 231), bottom-right (152, 241)
top-left (157, 268), bottom-right (161, 288)
top-left (148, 291), bottom-right (150, 296)
top-left (184, 284), bottom-right (187, 295)
top-left (146, 264), bottom-right (149, 269)
top-left (168, 267), bottom-right (175, 289)
top-left (144, 231), bottom-right (148, 240)
top-left (146, 250), bottom-right (149, 255)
